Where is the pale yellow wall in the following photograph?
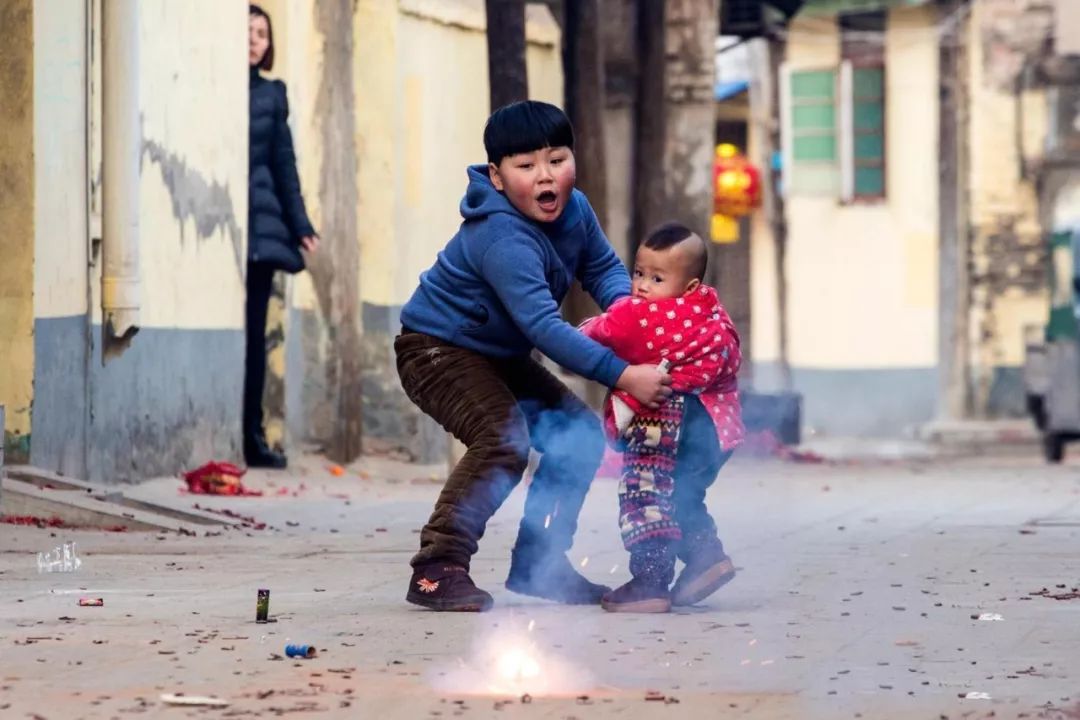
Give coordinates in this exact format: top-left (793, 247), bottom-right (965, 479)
top-left (259, 0), bottom-right (322, 314)
top-left (786, 13), bottom-right (840, 67)
top-left (267, 0), bottom-right (563, 319)
top-left (748, 185), bottom-right (779, 364)
top-left (393, 1), bottom-right (562, 310)
top-left (83, 0), bottom-right (248, 329)
top-left (33, 0), bottom-right (88, 321)
top-left (135, 0), bottom-right (249, 330)
top-left (780, 6), bottom-right (939, 370)
top-left (747, 38), bottom-right (779, 365)
top-left (0, 0), bottom-right (35, 441)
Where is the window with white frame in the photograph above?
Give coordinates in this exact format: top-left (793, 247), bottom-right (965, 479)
top-left (782, 11), bottom-right (886, 201)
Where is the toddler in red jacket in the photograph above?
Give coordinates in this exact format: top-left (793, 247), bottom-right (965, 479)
top-left (580, 222), bottom-right (744, 613)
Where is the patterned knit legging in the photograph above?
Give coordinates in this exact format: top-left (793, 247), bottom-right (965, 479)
top-left (618, 394), bottom-right (686, 549)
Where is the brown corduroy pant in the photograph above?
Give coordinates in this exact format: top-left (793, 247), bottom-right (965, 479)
top-left (395, 330), bottom-right (607, 570)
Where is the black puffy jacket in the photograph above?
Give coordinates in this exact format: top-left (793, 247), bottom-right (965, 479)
top-left (249, 67), bottom-right (315, 274)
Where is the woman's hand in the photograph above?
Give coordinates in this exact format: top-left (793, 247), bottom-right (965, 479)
top-left (616, 364), bottom-right (673, 409)
top-left (300, 235), bottom-right (320, 253)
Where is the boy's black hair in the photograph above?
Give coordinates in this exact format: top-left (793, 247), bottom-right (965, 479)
top-left (643, 222), bottom-right (708, 281)
top-left (250, 4), bottom-right (275, 72)
top-left (484, 101), bottom-right (575, 165)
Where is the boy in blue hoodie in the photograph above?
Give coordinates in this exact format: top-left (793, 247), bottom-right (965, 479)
top-left (396, 101), bottom-right (672, 612)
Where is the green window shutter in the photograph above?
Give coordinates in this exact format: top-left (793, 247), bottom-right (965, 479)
top-left (851, 66), bottom-right (885, 197)
top-left (784, 68), bottom-right (839, 195)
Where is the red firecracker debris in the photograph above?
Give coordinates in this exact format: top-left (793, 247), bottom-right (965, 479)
top-left (2, 515), bottom-right (67, 528)
top-left (182, 462), bottom-right (262, 496)
top-left (1, 515), bottom-right (127, 532)
top-left (1030, 587), bottom-right (1080, 601)
top-left (192, 504), bottom-right (267, 530)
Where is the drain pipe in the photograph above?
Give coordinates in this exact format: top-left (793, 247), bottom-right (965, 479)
top-left (101, 0), bottom-right (141, 360)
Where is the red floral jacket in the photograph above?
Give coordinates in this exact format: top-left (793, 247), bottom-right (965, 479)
top-left (580, 285), bottom-right (745, 452)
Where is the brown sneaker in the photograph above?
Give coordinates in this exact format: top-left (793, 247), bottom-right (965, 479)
top-left (406, 564), bottom-right (494, 612)
top-left (671, 553), bottom-right (736, 607)
top-left (600, 578), bottom-right (672, 613)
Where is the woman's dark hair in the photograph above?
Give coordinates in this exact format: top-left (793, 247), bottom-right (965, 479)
top-left (484, 100), bottom-right (575, 165)
top-left (250, 4), bottom-right (275, 72)
top-left (644, 222), bottom-right (708, 281)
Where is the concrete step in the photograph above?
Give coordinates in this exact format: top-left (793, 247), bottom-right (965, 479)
top-left (914, 419), bottom-right (1040, 453)
top-left (1, 466), bottom-right (241, 533)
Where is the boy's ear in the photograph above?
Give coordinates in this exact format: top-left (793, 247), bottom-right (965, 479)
top-left (684, 278), bottom-right (701, 294)
top-left (488, 162), bottom-right (505, 192)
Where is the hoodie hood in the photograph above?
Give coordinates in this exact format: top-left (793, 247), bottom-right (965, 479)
top-left (459, 164), bottom-right (517, 221)
top-left (459, 164), bottom-right (582, 231)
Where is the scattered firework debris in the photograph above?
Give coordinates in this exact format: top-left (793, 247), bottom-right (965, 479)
top-left (3, 515), bottom-right (66, 528)
top-left (1030, 586), bottom-right (1080, 601)
top-left (182, 461), bottom-right (262, 496)
top-left (192, 504), bottom-right (267, 530)
top-left (2, 515), bottom-right (126, 532)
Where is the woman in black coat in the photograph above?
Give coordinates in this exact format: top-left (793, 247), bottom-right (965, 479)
top-left (245, 4), bottom-right (318, 468)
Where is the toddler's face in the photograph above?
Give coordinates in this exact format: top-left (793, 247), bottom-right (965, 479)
top-left (489, 147), bottom-right (577, 224)
top-left (632, 243), bottom-right (700, 301)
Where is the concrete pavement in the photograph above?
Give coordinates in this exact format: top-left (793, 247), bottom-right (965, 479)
top-left (1, 451), bottom-right (1079, 719)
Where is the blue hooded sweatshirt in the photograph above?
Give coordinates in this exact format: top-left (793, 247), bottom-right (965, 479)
top-left (400, 165), bottom-right (631, 388)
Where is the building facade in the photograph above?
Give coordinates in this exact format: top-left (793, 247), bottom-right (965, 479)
top-left (747, 0), bottom-right (1058, 436)
top-left (0, 0), bottom-right (563, 482)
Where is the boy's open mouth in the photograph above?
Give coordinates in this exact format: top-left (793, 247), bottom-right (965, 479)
top-left (536, 191), bottom-right (558, 212)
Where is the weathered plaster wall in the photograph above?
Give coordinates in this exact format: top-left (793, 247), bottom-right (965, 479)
top-left (764, 7), bottom-right (940, 435)
top-left (965, 0), bottom-right (1052, 417)
top-left (0, 0), bottom-right (35, 462)
top-left (30, 0), bottom-right (249, 483)
top-left (30, 0), bottom-right (88, 476)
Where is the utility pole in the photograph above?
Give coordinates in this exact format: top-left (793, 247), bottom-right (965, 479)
top-left (485, 0), bottom-right (529, 110)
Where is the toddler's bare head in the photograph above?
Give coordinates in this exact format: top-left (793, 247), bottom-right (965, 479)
top-left (632, 222), bottom-right (707, 301)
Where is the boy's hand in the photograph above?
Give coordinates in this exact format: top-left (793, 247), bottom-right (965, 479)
top-left (616, 365), bottom-right (673, 409)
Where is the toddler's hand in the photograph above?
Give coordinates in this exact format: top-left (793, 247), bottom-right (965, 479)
top-left (616, 364), bottom-right (673, 409)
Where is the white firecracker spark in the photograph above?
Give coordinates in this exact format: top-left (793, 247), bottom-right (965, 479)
top-left (429, 624), bottom-right (593, 697)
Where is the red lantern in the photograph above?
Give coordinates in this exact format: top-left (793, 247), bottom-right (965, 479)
top-left (713, 144), bottom-right (761, 218)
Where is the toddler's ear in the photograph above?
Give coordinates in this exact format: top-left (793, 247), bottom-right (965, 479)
top-left (684, 278), bottom-right (701, 294)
